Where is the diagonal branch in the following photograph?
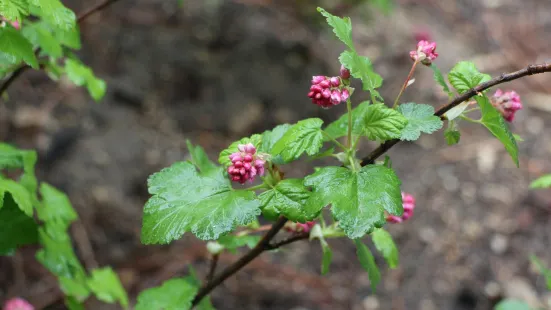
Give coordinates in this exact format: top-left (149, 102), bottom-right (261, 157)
top-left (360, 62), bottom-right (551, 165)
top-left (0, 0), bottom-right (122, 100)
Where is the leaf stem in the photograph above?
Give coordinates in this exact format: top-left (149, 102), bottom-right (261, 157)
top-left (244, 183), bottom-right (269, 191)
top-left (346, 98), bottom-right (353, 148)
top-left (459, 115), bottom-right (482, 124)
top-left (393, 60), bottom-right (419, 109)
top-left (321, 130), bottom-right (348, 151)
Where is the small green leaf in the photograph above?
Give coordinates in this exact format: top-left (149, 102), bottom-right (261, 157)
top-left (29, 0), bottom-right (76, 30)
top-left (430, 64), bottom-right (452, 97)
top-left (135, 277), bottom-right (198, 310)
top-left (304, 165), bottom-right (403, 239)
top-left (0, 27), bottom-right (38, 68)
top-left (448, 61), bottom-right (491, 94)
top-left (530, 174), bottom-right (551, 189)
top-left (0, 0), bottom-right (29, 22)
top-left (477, 96), bottom-right (519, 166)
top-left (317, 7), bottom-right (354, 50)
top-left (65, 296), bottom-right (85, 310)
top-left (0, 143), bottom-right (37, 196)
top-left (513, 134), bottom-right (524, 142)
top-left (52, 24), bottom-right (81, 49)
top-left (361, 103), bottom-right (408, 141)
top-left (218, 134), bottom-right (262, 167)
top-left (354, 239), bottom-right (381, 292)
top-left (271, 118), bottom-right (324, 162)
top-left (216, 234), bottom-right (260, 254)
top-left (260, 124), bottom-right (291, 164)
top-left (321, 242), bottom-right (332, 275)
top-left (38, 183), bottom-right (78, 226)
top-left (371, 229), bottom-right (399, 268)
top-left (397, 103), bottom-right (443, 141)
top-left (0, 193), bottom-right (38, 254)
top-left (0, 179), bottom-right (33, 216)
top-left (65, 58), bottom-right (106, 101)
top-left (339, 50), bottom-right (383, 100)
top-left (186, 140), bottom-right (217, 173)
top-left (259, 178), bottom-right (312, 223)
top-left (141, 162), bottom-right (261, 243)
top-left (21, 22), bottom-right (63, 58)
top-left (444, 127), bottom-right (461, 145)
top-left (494, 299), bottom-right (531, 310)
top-left (59, 276), bottom-right (90, 301)
top-left (324, 100), bottom-right (370, 139)
top-left (87, 267), bottom-right (129, 308)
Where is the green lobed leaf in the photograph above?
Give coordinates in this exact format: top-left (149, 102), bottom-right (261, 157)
top-left (0, 178), bottom-right (33, 216)
top-left (0, 193), bottom-right (38, 254)
top-left (218, 134), bottom-right (262, 167)
top-left (444, 127), bottom-right (461, 145)
top-left (360, 103), bottom-right (408, 141)
top-left (271, 118), bottom-right (324, 162)
top-left (0, 143), bottom-right (38, 197)
top-left (530, 174), bottom-right (551, 189)
top-left (260, 124), bottom-right (291, 164)
top-left (21, 21), bottom-right (63, 58)
top-left (65, 296), bottom-right (85, 310)
top-left (186, 140), bottom-right (217, 173)
top-left (135, 277), bottom-right (198, 310)
top-left (430, 64), bottom-right (453, 97)
top-left (258, 178), bottom-right (312, 223)
top-left (0, 0), bottom-right (29, 22)
top-left (52, 23), bottom-right (81, 49)
top-left (317, 7), bottom-right (354, 50)
top-left (354, 239), bottom-right (381, 292)
top-left (326, 102), bottom-right (407, 141)
top-left (339, 50), bottom-right (383, 100)
top-left (59, 276), bottom-right (90, 301)
top-left (476, 95), bottom-right (519, 166)
top-left (141, 162), bottom-right (261, 243)
top-left (87, 267), bottom-right (129, 308)
top-left (0, 27), bottom-right (38, 68)
top-left (494, 299), bottom-right (531, 310)
top-left (371, 228), bottom-right (399, 268)
top-left (304, 165), bottom-right (403, 239)
top-left (29, 0), bottom-right (76, 30)
top-left (397, 103), bottom-right (443, 141)
top-left (448, 61), bottom-right (491, 94)
top-left (38, 183), bottom-right (78, 226)
top-left (65, 58), bottom-right (106, 101)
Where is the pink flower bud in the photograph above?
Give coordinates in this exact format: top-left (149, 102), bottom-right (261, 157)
top-left (330, 90), bottom-right (342, 105)
top-left (243, 143), bottom-right (256, 154)
top-left (319, 80), bottom-right (330, 88)
top-left (340, 65), bottom-right (351, 79)
top-left (341, 88), bottom-right (350, 101)
top-left (322, 89), bottom-right (331, 99)
top-left (3, 298), bottom-right (34, 310)
top-left (492, 89), bottom-right (523, 122)
top-left (312, 76), bottom-right (326, 84)
top-left (243, 154), bottom-right (253, 162)
top-left (410, 40), bottom-right (438, 65)
top-left (387, 192), bottom-right (416, 224)
top-left (330, 77), bottom-right (340, 87)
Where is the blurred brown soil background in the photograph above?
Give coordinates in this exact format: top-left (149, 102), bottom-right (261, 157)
top-left (1, 0), bottom-right (551, 309)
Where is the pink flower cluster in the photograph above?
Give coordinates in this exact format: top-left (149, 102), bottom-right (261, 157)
top-left (409, 40), bottom-right (438, 66)
top-left (3, 298), bottom-right (34, 310)
top-left (492, 89), bottom-right (523, 122)
top-left (307, 65), bottom-right (351, 108)
top-left (285, 221), bottom-right (316, 233)
top-left (227, 143), bottom-right (266, 184)
top-left (1, 17), bottom-right (21, 30)
top-left (387, 192), bottom-right (415, 224)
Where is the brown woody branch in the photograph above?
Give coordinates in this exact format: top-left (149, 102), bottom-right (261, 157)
top-left (360, 62), bottom-right (551, 165)
top-left (0, 0), bottom-right (122, 99)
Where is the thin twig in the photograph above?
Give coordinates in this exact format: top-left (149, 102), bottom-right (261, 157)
top-left (360, 62), bottom-right (551, 165)
top-left (191, 216), bottom-right (288, 307)
top-left (265, 232), bottom-right (310, 250)
top-left (205, 254), bottom-right (219, 285)
top-left (0, 0), bottom-right (122, 99)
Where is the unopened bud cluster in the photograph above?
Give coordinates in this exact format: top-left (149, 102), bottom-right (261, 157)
top-left (387, 192), bottom-right (415, 224)
top-left (227, 143), bottom-right (266, 184)
top-left (285, 221), bottom-right (316, 233)
top-left (1, 17), bottom-right (21, 30)
top-left (492, 89), bottom-right (523, 122)
top-left (308, 65), bottom-right (352, 108)
top-left (3, 298), bottom-right (34, 310)
top-left (409, 40), bottom-right (438, 66)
